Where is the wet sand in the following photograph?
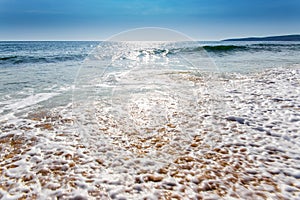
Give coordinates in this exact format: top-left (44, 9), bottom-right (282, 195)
top-left (0, 66), bottom-right (300, 199)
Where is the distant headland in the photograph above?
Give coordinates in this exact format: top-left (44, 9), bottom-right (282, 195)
top-left (223, 34), bottom-right (300, 41)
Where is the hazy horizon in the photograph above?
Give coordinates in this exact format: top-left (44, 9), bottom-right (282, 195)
top-left (0, 33), bottom-right (299, 42)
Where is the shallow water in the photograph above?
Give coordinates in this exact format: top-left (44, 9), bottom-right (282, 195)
top-left (0, 41), bottom-right (300, 199)
top-left (1, 40), bottom-right (299, 121)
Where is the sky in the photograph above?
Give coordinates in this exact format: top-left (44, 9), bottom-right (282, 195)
top-left (0, 0), bottom-right (299, 41)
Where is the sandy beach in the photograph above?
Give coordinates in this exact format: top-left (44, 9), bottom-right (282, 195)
top-left (1, 64), bottom-right (299, 199)
top-left (1, 0), bottom-right (300, 198)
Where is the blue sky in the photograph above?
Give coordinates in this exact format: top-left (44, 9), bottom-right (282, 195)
top-left (0, 0), bottom-right (299, 40)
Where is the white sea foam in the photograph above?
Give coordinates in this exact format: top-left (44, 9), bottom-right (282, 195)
top-left (1, 66), bottom-right (299, 199)
top-left (4, 93), bottom-right (59, 111)
top-left (0, 92), bottom-right (60, 122)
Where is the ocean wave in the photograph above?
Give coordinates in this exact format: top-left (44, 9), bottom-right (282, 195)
top-left (0, 55), bottom-right (18, 61)
top-left (0, 54), bottom-right (87, 65)
top-left (146, 45), bottom-right (248, 55)
top-left (109, 45), bottom-right (249, 60)
top-left (124, 44), bottom-right (292, 58)
top-left (123, 45), bottom-right (250, 59)
top-left (250, 43), bottom-right (300, 51)
top-left (173, 44), bottom-right (300, 54)
top-left (160, 44), bottom-right (299, 56)
top-left (202, 45), bottom-right (248, 52)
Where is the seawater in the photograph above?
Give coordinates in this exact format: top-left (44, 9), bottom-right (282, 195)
top-left (204, 41), bottom-right (300, 73)
top-left (0, 41), bottom-right (300, 121)
top-left (0, 41), bottom-right (97, 120)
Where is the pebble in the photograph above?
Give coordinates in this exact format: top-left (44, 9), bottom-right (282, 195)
top-left (1, 67), bottom-right (300, 199)
top-left (144, 175), bottom-right (164, 182)
top-left (225, 116), bottom-right (245, 124)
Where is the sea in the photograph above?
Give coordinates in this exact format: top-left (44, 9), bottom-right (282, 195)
top-left (0, 41), bottom-right (299, 124)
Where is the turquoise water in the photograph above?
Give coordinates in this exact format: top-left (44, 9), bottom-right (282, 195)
top-left (0, 41), bottom-right (299, 121)
top-left (202, 41), bottom-right (300, 73)
top-left (0, 41), bottom-right (97, 119)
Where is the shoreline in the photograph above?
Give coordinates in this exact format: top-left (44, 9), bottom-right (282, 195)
top-left (0, 65), bottom-right (300, 199)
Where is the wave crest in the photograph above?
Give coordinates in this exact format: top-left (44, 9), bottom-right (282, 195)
top-left (0, 54), bottom-right (87, 65)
